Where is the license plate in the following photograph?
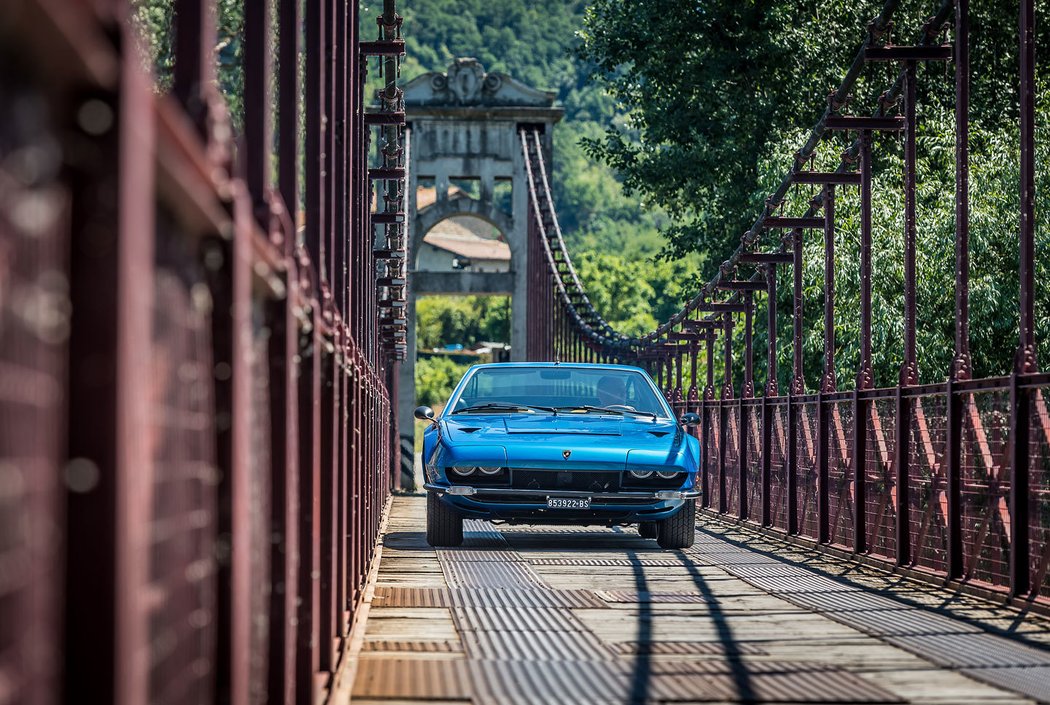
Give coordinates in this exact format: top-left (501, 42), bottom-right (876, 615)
top-left (547, 496), bottom-right (591, 510)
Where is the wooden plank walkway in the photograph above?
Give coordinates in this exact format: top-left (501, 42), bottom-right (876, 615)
top-left (343, 497), bottom-right (1050, 704)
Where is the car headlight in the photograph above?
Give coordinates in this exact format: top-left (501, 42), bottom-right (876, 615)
top-left (450, 466), bottom-right (475, 477)
top-left (656, 470), bottom-right (681, 479)
top-left (629, 469), bottom-right (654, 479)
top-left (476, 466), bottom-right (503, 475)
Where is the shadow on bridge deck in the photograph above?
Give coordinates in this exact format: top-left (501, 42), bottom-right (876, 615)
top-left (345, 497), bottom-right (1050, 705)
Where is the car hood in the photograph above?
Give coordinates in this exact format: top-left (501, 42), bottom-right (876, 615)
top-left (423, 413), bottom-right (698, 477)
top-left (442, 414), bottom-right (682, 461)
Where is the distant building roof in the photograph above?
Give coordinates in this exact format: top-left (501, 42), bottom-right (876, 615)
top-left (423, 225), bottom-right (510, 261)
top-left (417, 199), bottom-right (510, 261)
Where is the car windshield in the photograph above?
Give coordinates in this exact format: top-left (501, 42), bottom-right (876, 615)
top-left (448, 366), bottom-right (670, 418)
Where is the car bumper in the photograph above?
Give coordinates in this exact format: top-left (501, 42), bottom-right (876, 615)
top-left (423, 483), bottom-right (700, 523)
top-left (424, 483), bottom-right (700, 501)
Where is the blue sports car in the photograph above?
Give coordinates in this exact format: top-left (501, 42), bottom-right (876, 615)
top-left (416, 363), bottom-right (701, 548)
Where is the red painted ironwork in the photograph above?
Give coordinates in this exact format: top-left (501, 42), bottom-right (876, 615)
top-left (0, 0), bottom-right (404, 702)
top-left (769, 403), bottom-right (790, 532)
top-left (0, 48), bottom-right (69, 705)
top-left (827, 401), bottom-right (855, 550)
top-left (796, 402), bottom-right (820, 541)
top-left (4, 0), bottom-right (1050, 699)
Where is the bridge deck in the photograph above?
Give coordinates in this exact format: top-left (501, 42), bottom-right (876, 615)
top-left (347, 497), bottom-right (1050, 704)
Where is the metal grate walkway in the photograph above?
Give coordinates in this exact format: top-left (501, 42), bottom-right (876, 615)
top-left (347, 497), bottom-right (1050, 704)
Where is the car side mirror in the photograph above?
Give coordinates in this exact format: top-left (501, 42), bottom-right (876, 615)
top-left (414, 405), bottom-right (437, 425)
top-left (680, 412), bottom-right (700, 427)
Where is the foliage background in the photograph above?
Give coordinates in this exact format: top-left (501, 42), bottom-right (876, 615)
top-left (131, 0), bottom-right (1050, 401)
top-left (578, 0), bottom-right (1050, 390)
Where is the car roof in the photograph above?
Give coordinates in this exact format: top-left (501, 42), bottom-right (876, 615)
top-left (465, 362), bottom-right (648, 373)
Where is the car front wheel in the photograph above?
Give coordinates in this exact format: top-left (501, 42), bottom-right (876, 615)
top-left (426, 492), bottom-right (464, 547)
top-left (657, 499), bottom-right (696, 549)
top-left (638, 521), bottom-right (658, 539)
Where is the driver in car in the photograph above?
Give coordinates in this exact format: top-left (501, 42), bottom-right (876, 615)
top-left (596, 375), bottom-right (631, 409)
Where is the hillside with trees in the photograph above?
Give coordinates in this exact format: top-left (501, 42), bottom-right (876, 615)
top-left (577, 0), bottom-right (1050, 387)
top-left (131, 0), bottom-right (1049, 394)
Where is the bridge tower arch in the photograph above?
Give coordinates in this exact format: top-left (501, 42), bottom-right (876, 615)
top-left (398, 58), bottom-right (563, 488)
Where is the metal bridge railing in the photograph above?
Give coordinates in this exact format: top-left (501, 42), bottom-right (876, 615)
top-left (0, 0), bottom-right (406, 703)
top-left (522, 0), bottom-right (1049, 610)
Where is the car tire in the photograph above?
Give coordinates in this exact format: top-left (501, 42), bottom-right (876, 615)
top-left (426, 492), bottom-right (464, 547)
top-left (657, 499), bottom-right (696, 549)
top-left (638, 521), bottom-right (658, 539)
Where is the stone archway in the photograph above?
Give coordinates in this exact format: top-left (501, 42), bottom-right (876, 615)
top-left (414, 192), bottom-right (514, 256)
top-left (396, 58), bottom-right (562, 489)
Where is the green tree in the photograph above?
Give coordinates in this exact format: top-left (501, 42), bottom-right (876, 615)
top-left (577, 0), bottom-right (1050, 263)
top-left (416, 296), bottom-right (510, 350)
top-left (574, 250), bottom-right (704, 338)
top-left (580, 0), bottom-right (1050, 386)
top-left (415, 356), bottom-right (473, 407)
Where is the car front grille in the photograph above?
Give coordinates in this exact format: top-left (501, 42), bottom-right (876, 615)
top-left (510, 469), bottom-right (621, 493)
top-left (468, 493), bottom-right (658, 506)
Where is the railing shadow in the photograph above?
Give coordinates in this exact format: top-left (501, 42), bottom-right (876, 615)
top-left (700, 520), bottom-right (1050, 653)
top-left (673, 550), bottom-right (757, 702)
top-left (626, 551), bottom-right (652, 704)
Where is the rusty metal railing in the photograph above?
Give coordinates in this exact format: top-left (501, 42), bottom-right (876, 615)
top-left (0, 0), bottom-right (406, 702)
top-left (523, 0), bottom-right (1049, 609)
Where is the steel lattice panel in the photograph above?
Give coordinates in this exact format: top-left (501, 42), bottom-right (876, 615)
top-left (959, 391), bottom-right (1011, 590)
top-left (707, 406), bottom-right (722, 512)
top-left (865, 399), bottom-right (898, 559)
top-left (724, 405), bottom-right (741, 517)
top-left (908, 393), bottom-right (949, 575)
top-left (796, 402), bottom-right (820, 540)
top-left (1027, 389), bottom-right (1050, 600)
top-left (827, 400), bottom-right (855, 549)
top-left (769, 404), bottom-right (790, 530)
top-left (743, 404), bottom-right (763, 522)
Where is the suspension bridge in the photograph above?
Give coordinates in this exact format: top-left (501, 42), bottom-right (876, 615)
top-left (1, 0), bottom-right (1050, 704)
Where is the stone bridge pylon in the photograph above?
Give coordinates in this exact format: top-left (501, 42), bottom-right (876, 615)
top-left (398, 58), bottom-right (563, 488)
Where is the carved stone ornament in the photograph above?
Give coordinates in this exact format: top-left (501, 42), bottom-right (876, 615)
top-left (429, 58), bottom-right (501, 105)
top-left (404, 57), bottom-right (556, 109)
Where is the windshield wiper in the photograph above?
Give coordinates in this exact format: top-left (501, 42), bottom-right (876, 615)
top-left (556, 405), bottom-right (656, 419)
top-left (451, 402), bottom-right (557, 415)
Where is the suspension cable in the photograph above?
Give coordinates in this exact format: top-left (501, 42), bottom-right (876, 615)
top-left (527, 0), bottom-right (954, 356)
